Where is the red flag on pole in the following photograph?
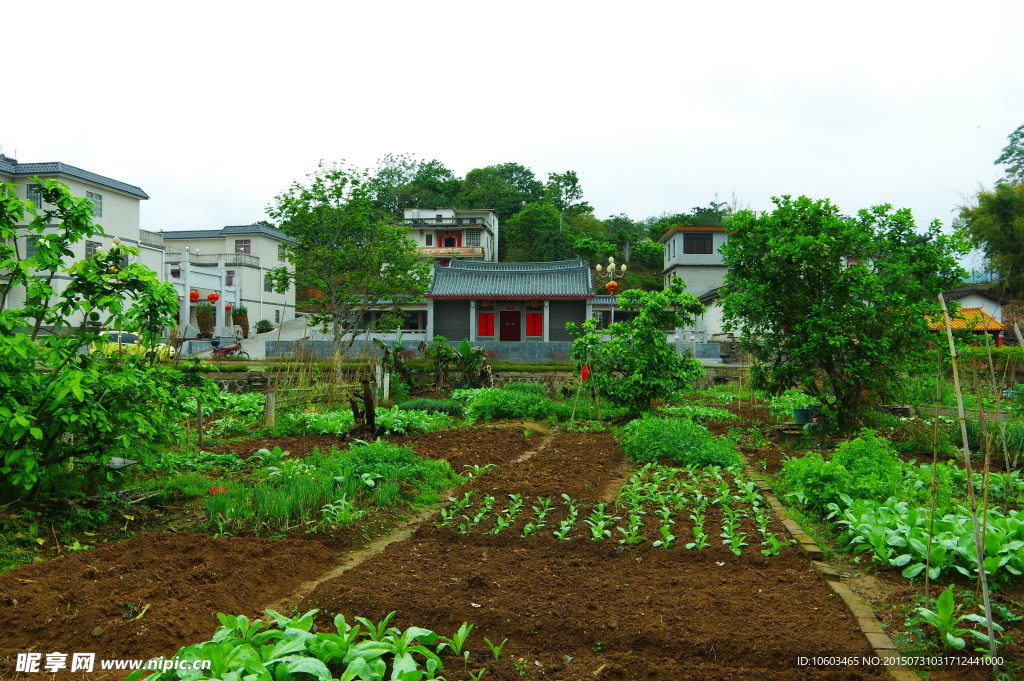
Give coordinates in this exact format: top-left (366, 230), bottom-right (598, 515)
top-left (581, 364), bottom-right (590, 381)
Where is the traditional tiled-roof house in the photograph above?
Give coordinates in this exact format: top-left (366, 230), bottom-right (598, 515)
top-left (426, 258), bottom-right (593, 342)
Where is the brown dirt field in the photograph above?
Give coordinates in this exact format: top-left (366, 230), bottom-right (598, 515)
top-left (0, 423), bottom-right (887, 680)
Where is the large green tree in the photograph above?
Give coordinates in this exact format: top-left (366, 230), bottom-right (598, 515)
top-left (721, 196), bottom-right (968, 430)
top-left (957, 181), bottom-right (1024, 297)
top-left (1, 179), bottom-right (207, 493)
top-left (502, 202), bottom-right (573, 262)
top-left (542, 170), bottom-right (593, 218)
top-left (995, 123), bottom-right (1024, 182)
top-left (266, 161), bottom-right (431, 346)
top-left (567, 280), bottom-right (706, 413)
top-left (459, 163), bottom-right (544, 223)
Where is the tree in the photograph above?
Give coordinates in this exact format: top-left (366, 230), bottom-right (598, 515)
top-left (502, 202), bottom-right (573, 262)
top-left (721, 195), bottom-right (968, 430)
top-left (458, 163), bottom-right (544, 222)
top-left (367, 153), bottom-right (420, 217)
top-left (956, 181), bottom-right (1024, 297)
top-left (266, 161), bottom-right (431, 346)
top-left (0, 178), bottom-right (208, 493)
top-left (630, 239), bottom-right (664, 270)
top-left (543, 171), bottom-right (593, 218)
top-left (995, 123), bottom-right (1024, 182)
top-left (567, 280), bottom-right (707, 413)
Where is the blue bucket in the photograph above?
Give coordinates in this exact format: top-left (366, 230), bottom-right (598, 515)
top-left (793, 408), bottom-right (811, 424)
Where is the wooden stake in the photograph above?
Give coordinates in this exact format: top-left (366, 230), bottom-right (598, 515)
top-left (938, 293), bottom-right (997, 663)
top-left (196, 395), bottom-right (204, 450)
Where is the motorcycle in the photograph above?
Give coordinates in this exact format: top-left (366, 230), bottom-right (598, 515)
top-left (210, 339), bottom-right (250, 359)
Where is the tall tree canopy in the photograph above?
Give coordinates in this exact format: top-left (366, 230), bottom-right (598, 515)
top-left (458, 163), bottom-right (544, 222)
top-left (957, 181), bottom-right (1024, 297)
top-left (721, 195), bottom-right (968, 430)
top-left (266, 161), bottom-right (430, 345)
top-left (995, 123), bottom-right (1024, 183)
top-left (503, 202), bottom-right (573, 262)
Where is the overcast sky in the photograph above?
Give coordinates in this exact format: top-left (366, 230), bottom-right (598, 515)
top-left (4, 0), bottom-right (1021, 268)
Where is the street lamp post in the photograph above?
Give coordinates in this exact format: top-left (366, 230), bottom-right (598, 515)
top-left (594, 256), bottom-right (626, 326)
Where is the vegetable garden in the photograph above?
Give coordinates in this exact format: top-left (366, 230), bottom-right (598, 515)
top-left (5, 353), bottom-right (1024, 679)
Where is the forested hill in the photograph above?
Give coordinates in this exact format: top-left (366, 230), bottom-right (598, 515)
top-left (368, 154), bottom-right (732, 291)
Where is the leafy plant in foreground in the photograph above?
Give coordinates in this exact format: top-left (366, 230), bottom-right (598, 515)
top-left (907, 586), bottom-right (1001, 651)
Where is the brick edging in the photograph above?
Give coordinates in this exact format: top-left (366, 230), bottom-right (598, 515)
top-left (745, 467), bottom-right (920, 681)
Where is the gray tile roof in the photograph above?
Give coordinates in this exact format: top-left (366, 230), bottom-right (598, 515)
top-left (162, 230), bottom-right (224, 239)
top-left (427, 257), bottom-right (594, 299)
top-left (162, 225), bottom-right (300, 244)
top-left (222, 224), bottom-right (300, 244)
top-left (0, 157), bottom-right (149, 199)
top-left (592, 295), bottom-right (618, 306)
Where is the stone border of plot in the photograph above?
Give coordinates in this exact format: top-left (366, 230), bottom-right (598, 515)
top-left (746, 467), bottom-right (920, 681)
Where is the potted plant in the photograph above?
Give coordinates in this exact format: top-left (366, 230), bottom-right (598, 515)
top-left (232, 305), bottom-right (249, 339)
top-left (196, 301), bottom-right (215, 338)
top-left (255, 319), bottom-right (274, 334)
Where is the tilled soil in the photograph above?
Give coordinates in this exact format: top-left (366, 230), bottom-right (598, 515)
top-left (0, 535), bottom-right (337, 666)
top-left (0, 425), bottom-right (885, 680)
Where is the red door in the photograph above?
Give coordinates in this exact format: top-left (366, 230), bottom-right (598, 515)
top-left (500, 311), bottom-right (521, 341)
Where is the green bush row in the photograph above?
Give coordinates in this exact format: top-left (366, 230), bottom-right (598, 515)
top-left (619, 414), bottom-right (743, 467)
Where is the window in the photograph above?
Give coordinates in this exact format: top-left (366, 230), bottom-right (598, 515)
top-left (277, 244), bottom-right (287, 262)
top-left (170, 268), bottom-right (181, 279)
top-left (26, 236), bottom-right (40, 258)
top-left (86, 191), bottom-right (103, 217)
top-left (27, 184), bottom-right (43, 209)
top-left (425, 233), bottom-right (433, 246)
top-left (274, 309), bottom-right (280, 324)
top-left (436, 214), bottom-right (443, 223)
top-left (225, 270), bottom-right (235, 286)
top-left (264, 274), bottom-right (273, 292)
top-left (85, 240), bottom-right (101, 258)
top-left (465, 229), bottom-right (481, 247)
top-left (683, 233), bottom-right (714, 254)
top-left (235, 239), bottom-right (251, 255)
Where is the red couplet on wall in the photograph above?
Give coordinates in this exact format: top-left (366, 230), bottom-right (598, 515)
top-left (526, 312), bottom-right (543, 337)
top-left (478, 312), bottom-right (495, 337)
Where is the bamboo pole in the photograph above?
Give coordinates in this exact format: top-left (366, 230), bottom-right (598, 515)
top-left (937, 293), bottom-right (997, 663)
top-left (924, 349), bottom-right (941, 603)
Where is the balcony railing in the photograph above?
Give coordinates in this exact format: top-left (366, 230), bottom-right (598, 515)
top-left (417, 246), bottom-right (484, 257)
top-left (402, 218), bottom-right (488, 227)
top-left (165, 253), bottom-right (261, 267)
top-left (139, 229), bottom-right (164, 247)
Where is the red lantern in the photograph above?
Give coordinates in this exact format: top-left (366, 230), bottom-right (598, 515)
top-left (207, 292), bottom-right (220, 303)
top-left (189, 290), bottom-right (199, 302)
top-left (605, 280), bottom-right (619, 293)
top-left (225, 305), bottom-right (232, 312)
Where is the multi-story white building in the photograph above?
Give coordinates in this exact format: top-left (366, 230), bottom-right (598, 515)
top-left (401, 208), bottom-right (498, 263)
top-left (0, 154), bottom-right (165, 325)
top-left (161, 225), bottom-right (298, 333)
top-left (659, 225), bottom-right (730, 298)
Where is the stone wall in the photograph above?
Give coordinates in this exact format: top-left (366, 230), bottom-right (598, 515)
top-left (263, 339), bottom-right (721, 362)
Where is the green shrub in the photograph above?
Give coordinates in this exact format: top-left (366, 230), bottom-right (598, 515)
top-left (782, 429), bottom-right (906, 510)
top-left (340, 440), bottom-right (461, 494)
top-left (397, 398), bottom-right (464, 417)
top-left (619, 415), bottom-right (742, 467)
top-left (163, 472), bottom-right (232, 499)
top-left (501, 382), bottom-right (548, 396)
top-left (466, 388), bottom-right (554, 421)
